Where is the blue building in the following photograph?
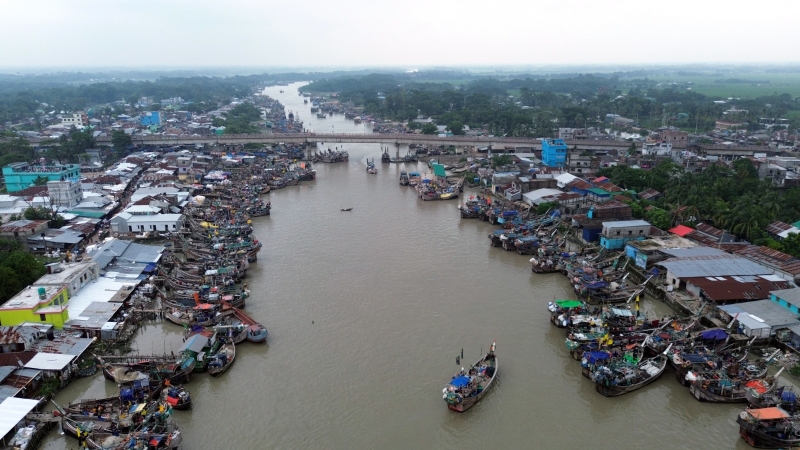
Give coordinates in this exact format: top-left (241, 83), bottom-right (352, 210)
top-left (599, 220), bottom-right (651, 250)
top-left (2, 163), bottom-right (81, 193)
top-left (140, 112), bottom-right (161, 126)
top-left (541, 139), bottom-right (567, 167)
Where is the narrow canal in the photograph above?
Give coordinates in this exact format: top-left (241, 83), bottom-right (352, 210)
top-left (43, 83), bottom-right (754, 449)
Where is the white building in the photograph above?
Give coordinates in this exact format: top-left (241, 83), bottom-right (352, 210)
top-left (109, 211), bottom-right (184, 235)
top-left (47, 179), bottom-right (83, 208)
top-left (641, 141), bottom-right (672, 156)
top-left (61, 113), bottom-right (88, 128)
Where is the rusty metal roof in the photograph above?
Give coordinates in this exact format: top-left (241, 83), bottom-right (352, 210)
top-left (684, 276), bottom-right (792, 302)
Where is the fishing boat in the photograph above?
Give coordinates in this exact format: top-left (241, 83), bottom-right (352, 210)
top-left (399, 171), bottom-right (409, 186)
top-left (366, 159), bottom-right (378, 174)
top-left (381, 149), bottom-right (391, 163)
top-left (179, 331), bottom-right (221, 373)
top-left (213, 323), bottom-right (248, 344)
top-left (737, 407), bottom-right (800, 448)
top-left (227, 306), bottom-right (268, 343)
top-left (408, 172), bottom-right (421, 187)
top-left (442, 343), bottom-right (497, 412)
top-left (164, 304), bottom-right (218, 328)
top-left (593, 354), bottom-right (668, 397)
top-left (85, 422), bottom-right (181, 450)
top-left (208, 341), bottom-right (236, 377)
top-left (341, 207), bottom-right (353, 212)
top-left (163, 384), bottom-right (192, 410)
top-left (690, 369), bottom-right (782, 403)
top-left (439, 192), bottom-right (458, 200)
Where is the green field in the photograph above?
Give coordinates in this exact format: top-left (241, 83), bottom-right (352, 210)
top-left (625, 72), bottom-right (800, 98)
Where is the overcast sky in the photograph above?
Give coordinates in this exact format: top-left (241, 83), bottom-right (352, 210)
top-left (1, 0), bottom-right (798, 69)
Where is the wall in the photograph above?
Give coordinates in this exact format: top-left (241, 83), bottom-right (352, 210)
top-left (0, 287), bottom-right (70, 328)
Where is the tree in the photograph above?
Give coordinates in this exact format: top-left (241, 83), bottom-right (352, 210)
top-left (491, 154), bottom-right (513, 169)
top-left (421, 123), bottom-right (437, 135)
top-left (447, 120), bottom-right (465, 135)
top-left (111, 130), bottom-right (132, 153)
top-left (645, 207), bottom-right (672, 230)
top-left (32, 176), bottom-right (49, 186)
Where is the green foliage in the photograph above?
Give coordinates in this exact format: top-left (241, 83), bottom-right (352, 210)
top-left (645, 208), bottom-right (672, 230)
top-left (491, 154), bottom-right (513, 168)
top-left (218, 103), bottom-right (263, 134)
top-left (447, 120), bottom-right (465, 135)
top-left (32, 176), bottom-right (49, 186)
top-left (537, 201), bottom-right (560, 215)
top-left (0, 238), bottom-right (46, 304)
top-left (23, 206), bottom-right (66, 228)
top-left (421, 123), bottom-right (437, 135)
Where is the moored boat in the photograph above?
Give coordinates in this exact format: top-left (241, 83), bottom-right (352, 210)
top-left (228, 306), bottom-right (268, 343)
top-left (593, 353), bottom-right (668, 397)
top-left (443, 343), bottom-right (497, 412)
top-left (737, 406), bottom-right (800, 448)
top-left (163, 384), bottom-right (192, 410)
top-left (208, 341), bottom-right (235, 377)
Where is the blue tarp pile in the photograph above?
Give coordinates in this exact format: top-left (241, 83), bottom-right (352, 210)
top-left (584, 351), bottom-right (611, 364)
top-left (450, 376), bottom-right (471, 388)
top-left (700, 329), bottom-right (728, 340)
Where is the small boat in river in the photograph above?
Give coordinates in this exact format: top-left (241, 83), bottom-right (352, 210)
top-left (163, 384), bottom-right (192, 410)
top-left (443, 343), bottom-right (497, 412)
top-left (341, 207), bottom-right (353, 212)
top-left (226, 305), bottom-right (268, 343)
top-left (208, 341), bottom-right (235, 377)
top-left (399, 171), bottom-right (409, 186)
top-left (593, 353), bottom-right (668, 397)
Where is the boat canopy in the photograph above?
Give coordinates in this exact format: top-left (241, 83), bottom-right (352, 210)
top-left (746, 407), bottom-right (789, 420)
top-left (449, 376), bottom-right (471, 388)
top-left (700, 329), bottom-right (728, 340)
top-left (555, 300), bottom-right (583, 308)
top-left (179, 334), bottom-right (208, 353)
top-left (584, 351), bottom-right (610, 364)
top-left (610, 308), bottom-right (634, 317)
top-left (410, 172), bottom-right (421, 176)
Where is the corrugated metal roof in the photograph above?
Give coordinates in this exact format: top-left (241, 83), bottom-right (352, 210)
top-left (23, 352), bottom-right (74, 371)
top-left (771, 288), bottom-right (800, 308)
top-left (662, 247), bottom-right (727, 258)
top-left (719, 299), bottom-right (799, 329)
top-left (685, 276), bottom-right (791, 302)
top-left (0, 397), bottom-right (40, 437)
top-left (603, 220), bottom-right (650, 228)
top-left (659, 254), bottom-right (770, 278)
top-left (0, 367), bottom-right (15, 382)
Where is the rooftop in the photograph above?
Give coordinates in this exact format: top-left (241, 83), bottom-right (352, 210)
top-left (0, 397), bottom-right (40, 438)
top-left (0, 285), bottom-right (66, 311)
top-left (23, 352), bottom-right (74, 371)
top-left (658, 248), bottom-right (771, 278)
top-left (771, 288), bottom-right (800, 308)
top-left (719, 299), bottom-right (800, 329)
top-left (64, 301), bottom-right (123, 330)
top-left (603, 220), bottom-right (650, 228)
top-left (35, 262), bottom-right (97, 286)
top-left (685, 275), bottom-right (792, 302)
top-left (66, 277), bottom-right (134, 320)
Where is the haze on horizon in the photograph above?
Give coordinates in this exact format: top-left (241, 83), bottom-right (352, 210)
top-left (1, 0), bottom-right (798, 70)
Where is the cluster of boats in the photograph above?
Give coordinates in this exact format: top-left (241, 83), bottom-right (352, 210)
top-left (310, 148), bottom-right (349, 163)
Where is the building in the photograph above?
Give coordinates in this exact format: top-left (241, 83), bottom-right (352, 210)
top-left (765, 221), bottom-right (800, 240)
top-left (657, 128), bottom-right (689, 144)
top-left (682, 275), bottom-right (790, 304)
top-left (717, 300), bottom-right (799, 338)
top-left (46, 179), bottom-right (82, 208)
top-left (0, 220), bottom-right (48, 251)
top-left (0, 284), bottom-right (69, 328)
top-left (140, 112), bottom-right (161, 126)
top-left (641, 142), bottom-right (673, 156)
top-left (541, 139), bottom-right (568, 168)
top-left (657, 247), bottom-right (771, 291)
top-left (34, 262), bottom-right (100, 298)
top-left (109, 205), bottom-right (184, 235)
top-left (599, 220), bottom-right (651, 250)
top-left (2, 163), bottom-right (80, 193)
top-left (61, 113), bottom-right (88, 128)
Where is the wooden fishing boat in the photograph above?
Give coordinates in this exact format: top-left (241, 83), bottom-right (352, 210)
top-left (399, 171), bottom-right (409, 185)
top-left (581, 348), bottom-right (644, 379)
top-left (179, 331), bottom-right (221, 373)
top-left (163, 384), bottom-right (192, 410)
top-left (208, 341), bottom-right (235, 377)
top-left (164, 304), bottom-right (218, 328)
top-left (85, 422), bottom-right (182, 450)
top-left (341, 207), bottom-right (353, 212)
top-left (442, 343), bottom-right (497, 412)
top-left (593, 354), bottom-right (668, 397)
top-left (737, 406), bottom-right (800, 448)
top-left (690, 371), bottom-right (781, 403)
top-left (227, 306), bottom-right (268, 343)
top-left (213, 323), bottom-right (248, 344)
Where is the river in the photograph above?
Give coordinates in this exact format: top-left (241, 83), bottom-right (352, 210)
top-left (42, 82), bottom-right (755, 450)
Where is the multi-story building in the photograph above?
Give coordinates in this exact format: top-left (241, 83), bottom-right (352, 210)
top-left (2, 163), bottom-right (81, 193)
top-left (541, 139), bottom-right (568, 168)
top-left (46, 179), bottom-right (83, 208)
top-left (61, 113), bottom-right (89, 128)
top-left (140, 111), bottom-right (161, 126)
top-left (600, 220), bottom-right (651, 250)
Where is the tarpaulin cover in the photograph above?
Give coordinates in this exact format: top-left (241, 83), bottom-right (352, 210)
top-left (450, 376), bottom-right (471, 388)
top-left (583, 281), bottom-right (609, 289)
top-left (585, 351), bottom-right (610, 364)
top-left (681, 354), bottom-right (711, 364)
top-left (502, 211), bottom-right (518, 217)
top-left (700, 329), bottom-right (728, 340)
top-left (149, 436), bottom-right (163, 446)
top-left (555, 300), bottom-right (583, 308)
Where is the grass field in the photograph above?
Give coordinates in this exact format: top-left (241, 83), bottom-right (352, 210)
top-left (624, 72), bottom-right (800, 98)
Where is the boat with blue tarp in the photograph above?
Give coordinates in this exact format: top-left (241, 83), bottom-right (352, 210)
top-left (443, 343), bottom-right (497, 412)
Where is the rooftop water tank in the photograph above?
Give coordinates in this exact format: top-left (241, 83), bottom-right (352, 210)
top-left (37, 287), bottom-right (46, 300)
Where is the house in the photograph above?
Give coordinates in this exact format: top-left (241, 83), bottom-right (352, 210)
top-left (139, 111), bottom-right (161, 126)
top-left (541, 139), bottom-right (568, 168)
top-left (599, 220), bottom-right (651, 250)
top-left (0, 397), bottom-right (41, 443)
top-left (46, 179), bottom-right (82, 208)
top-left (717, 300), bottom-right (799, 338)
top-left (0, 220), bottom-right (49, 251)
top-left (638, 188), bottom-right (661, 201)
top-left (521, 188), bottom-right (563, 206)
top-left (2, 163), bottom-right (81, 193)
top-left (657, 247), bottom-right (772, 291)
top-left (682, 275), bottom-right (791, 304)
top-left (641, 142), bottom-right (673, 156)
top-left (625, 234), bottom-right (697, 269)
top-left (33, 262), bottom-right (100, 298)
top-left (0, 284), bottom-right (69, 328)
top-left (765, 221), bottom-right (800, 240)
top-left (61, 113), bottom-right (88, 128)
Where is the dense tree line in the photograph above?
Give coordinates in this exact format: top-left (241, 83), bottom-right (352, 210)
top-left (212, 103), bottom-right (263, 134)
top-left (0, 239), bottom-right (46, 304)
top-left (597, 159), bottom-right (800, 254)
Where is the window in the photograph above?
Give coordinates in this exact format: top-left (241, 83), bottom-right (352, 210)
top-left (628, 231), bottom-right (632, 235)
top-left (639, 230), bottom-right (644, 234)
top-left (616, 231), bottom-right (620, 236)
top-left (40, 314), bottom-right (46, 321)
